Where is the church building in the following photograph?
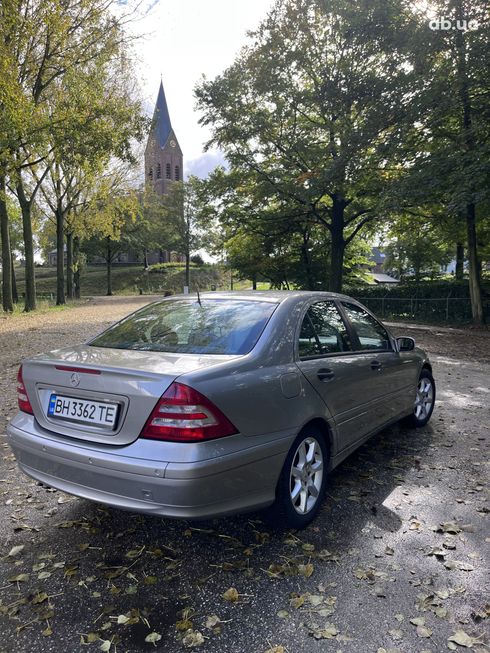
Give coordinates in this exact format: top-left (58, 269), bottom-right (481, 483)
top-left (145, 81), bottom-right (183, 196)
top-left (49, 81), bottom-right (184, 267)
top-left (142, 80), bottom-right (185, 265)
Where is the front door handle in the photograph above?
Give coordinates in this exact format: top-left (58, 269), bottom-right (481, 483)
top-left (317, 368), bottom-right (335, 382)
top-left (370, 360), bottom-right (382, 371)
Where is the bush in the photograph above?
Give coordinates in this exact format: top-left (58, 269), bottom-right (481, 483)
top-left (344, 280), bottom-right (490, 323)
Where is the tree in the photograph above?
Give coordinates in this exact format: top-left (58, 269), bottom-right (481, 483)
top-left (161, 177), bottom-right (212, 290)
top-left (195, 0), bottom-right (423, 292)
top-left (393, 0), bottom-right (489, 322)
top-left (0, 0), bottom-right (146, 311)
top-left (81, 190), bottom-right (141, 296)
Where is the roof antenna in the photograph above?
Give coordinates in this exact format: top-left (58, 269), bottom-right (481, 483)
top-left (196, 286), bottom-right (202, 307)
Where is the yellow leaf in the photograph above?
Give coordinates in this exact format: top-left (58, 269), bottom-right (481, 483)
top-left (223, 587), bottom-right (239, 602)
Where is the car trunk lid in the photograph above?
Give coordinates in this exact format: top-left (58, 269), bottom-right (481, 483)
top-left (22, 345), bottom-right (237, 446)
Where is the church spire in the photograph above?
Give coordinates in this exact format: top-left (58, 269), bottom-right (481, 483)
top-left (151, 80), bottom-right (172, 148)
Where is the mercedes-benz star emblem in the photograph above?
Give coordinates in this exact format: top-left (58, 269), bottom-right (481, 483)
top-left (70, 372), bottom-right (80, 387)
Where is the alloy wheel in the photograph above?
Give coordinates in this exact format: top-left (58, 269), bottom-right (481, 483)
top-left (414, 377), bottom-right (434, 421)
top-left (289, 436), bottom-right (324, 514)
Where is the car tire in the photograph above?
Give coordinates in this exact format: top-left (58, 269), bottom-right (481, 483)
top-left (405, 368), bottom-right (436, 428)
top-left (274, 427), bottom-right (328, 529)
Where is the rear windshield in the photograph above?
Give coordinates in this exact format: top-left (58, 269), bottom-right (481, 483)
top-left (89, 299), bottom-right (277, 355)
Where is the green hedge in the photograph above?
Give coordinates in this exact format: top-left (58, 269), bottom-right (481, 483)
top-left (344, 280), bottom-right (489, 323)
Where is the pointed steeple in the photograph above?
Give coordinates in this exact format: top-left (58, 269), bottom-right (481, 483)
top-left (151, 81), bottom-right (172, 148)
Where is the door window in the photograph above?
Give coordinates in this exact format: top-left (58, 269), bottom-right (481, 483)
top-left (298, 301), bottom-right (352, 358)
top-left (341, 303), bottom-right (391, 351)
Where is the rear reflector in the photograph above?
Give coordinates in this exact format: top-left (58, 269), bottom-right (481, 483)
top-left (140, 382), bottom-right (237, 442)
top-left (17, 365), bottom-right (33, 415)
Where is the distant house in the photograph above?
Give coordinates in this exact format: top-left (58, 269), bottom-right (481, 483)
top-left (48, 246), bottom-right (67, 266)
top-left (370, 272), bottom-right (400, 284)
top-left (369, 247), bottom-right (387, 273)
top-left (365, 247), bottom-right (400, 285)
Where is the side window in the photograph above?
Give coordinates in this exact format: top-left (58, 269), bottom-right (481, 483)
top-left (341, 303), bottom-right (391, 351)
top-left (298, 301), bottom-right (352, 358)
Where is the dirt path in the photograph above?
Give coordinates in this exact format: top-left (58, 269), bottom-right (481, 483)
top-left (0, 297), bottom-right (488, 653)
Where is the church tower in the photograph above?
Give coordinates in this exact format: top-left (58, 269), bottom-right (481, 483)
top-left (144, 81), bottom-right (183, 196)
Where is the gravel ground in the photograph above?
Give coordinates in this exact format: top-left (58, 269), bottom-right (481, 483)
top-left (0, 296), bottom-right (488, 653)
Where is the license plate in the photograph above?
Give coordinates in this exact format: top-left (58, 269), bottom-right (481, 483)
top-left (47, 394), bottom-right (119, 429)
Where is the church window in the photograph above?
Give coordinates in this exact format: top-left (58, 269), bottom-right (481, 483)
top-left (148, 167), bottom-right (153, 180)
top-left (166, 163), bottom-right (171, 179)
top-left (156, 163), bottom-right (161, 179)
top-left (175, 165), bottom-right (180, 181)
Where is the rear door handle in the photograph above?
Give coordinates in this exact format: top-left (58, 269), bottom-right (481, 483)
top-left (317, 368), bottom-right (335, 382)
top-left (370, 360), bottom-right (382, 371)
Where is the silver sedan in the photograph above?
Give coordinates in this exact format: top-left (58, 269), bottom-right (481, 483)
top-left (8, 291), bottom-right (435, 528)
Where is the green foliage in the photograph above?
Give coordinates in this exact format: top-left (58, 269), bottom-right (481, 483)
top-left (196, 0), bottom-right (424, 291)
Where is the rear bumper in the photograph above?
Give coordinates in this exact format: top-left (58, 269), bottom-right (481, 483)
top-left (6, 414), bottom-right (292, 519)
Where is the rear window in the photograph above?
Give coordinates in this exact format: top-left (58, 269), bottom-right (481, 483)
top-left (89, 299), bottom-right (277, 355)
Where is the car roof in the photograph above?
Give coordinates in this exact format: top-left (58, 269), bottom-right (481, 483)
top-left (160, 290), bottom-right (354, 304)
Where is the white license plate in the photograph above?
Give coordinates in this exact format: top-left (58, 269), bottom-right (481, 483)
top-left (47, 394), bottom-right (119, 429)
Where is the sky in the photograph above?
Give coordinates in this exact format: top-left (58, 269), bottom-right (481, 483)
top-left (130, 0), bottom-right (276, 179)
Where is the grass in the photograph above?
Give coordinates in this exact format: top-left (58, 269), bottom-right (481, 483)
top-left (10, 264), bottom-right (243, 297)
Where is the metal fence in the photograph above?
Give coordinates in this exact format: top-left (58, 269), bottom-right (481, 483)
top-left (355, 295), bottom-right (484, 323)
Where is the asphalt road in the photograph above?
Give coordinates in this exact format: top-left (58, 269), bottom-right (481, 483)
top-left (0, 297), bottom-right (488, 653)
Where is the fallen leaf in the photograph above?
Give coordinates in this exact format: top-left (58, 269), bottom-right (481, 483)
top-left (222, 587), bottom-right (239, 602)
top-left (416, 626), bottom-right (432, 638)
top-left (388, 628), bottom-right (403, 640)
top-left (182, 629), bottom-right (205, 648)
top-left (7, 545), bottom-right (25, 557)
top-left (289, 594), bottom-right (305, 609)
top-left (448, 630), bottom-right (480, 647)
top-left (8, 573), bottom-right (29, 583)
top-left (298, 563), bottom-right (314, 578)
top-left (205, 615), bottom-right (221, 628)
top-left (410, 617), bottom-right (425, 626)
top-left (145, 632), bottom-right (162, 645)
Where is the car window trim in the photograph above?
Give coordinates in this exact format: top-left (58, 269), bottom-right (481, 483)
top-left (336, 300), bottom-right (394, 353)
top-left (296, 298), bottom-right (355, 361)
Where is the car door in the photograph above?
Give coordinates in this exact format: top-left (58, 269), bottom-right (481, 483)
top-left (295, 300), bottom-right (387, 453)
top-left (338, 301), bottom-right (415, 425)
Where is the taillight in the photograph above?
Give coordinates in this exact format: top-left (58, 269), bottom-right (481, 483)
top-left (140, 382), bottom-right (237, 442)
top-left (17, 365), bottom-right (33, 415)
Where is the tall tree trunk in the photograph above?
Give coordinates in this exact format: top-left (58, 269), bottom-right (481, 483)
top-left (185, 220), bottom-right (191, 290)
top-left (56, 203), bottom-right (65, 305)
top-left (0, 174), bottom-right (14, 312)
top-left (301, 228), bottom-right (314, 290)
top-left (329, 197), bottom-right (346, 293)
top-left (466, 203), bottom-right (483, 323)
top-left (11, 252), bottom-right (18, 303)
top-left (73, 236), bottom-right (81, 299)
top-left (455, 242), bottom-right (464, 280)
top-left (66, 231), bottom-right (73, 300)
top-left (453, 0), bottom-right (484, 324)
top-left (185, 251), bottom-right (190, 290)
top-left (16, 179), bottom-right (36, 311)
top-left (106, 238), bottom-right (113, 296)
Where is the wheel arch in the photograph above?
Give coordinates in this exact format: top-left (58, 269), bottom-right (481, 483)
top-left (299, 417), bottom-right (333, 463)
top-left (421, 361), bottom-right (433, 375)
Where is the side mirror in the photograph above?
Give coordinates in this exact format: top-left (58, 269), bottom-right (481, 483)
top-left (397, 336), bottom-right (415, 352)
